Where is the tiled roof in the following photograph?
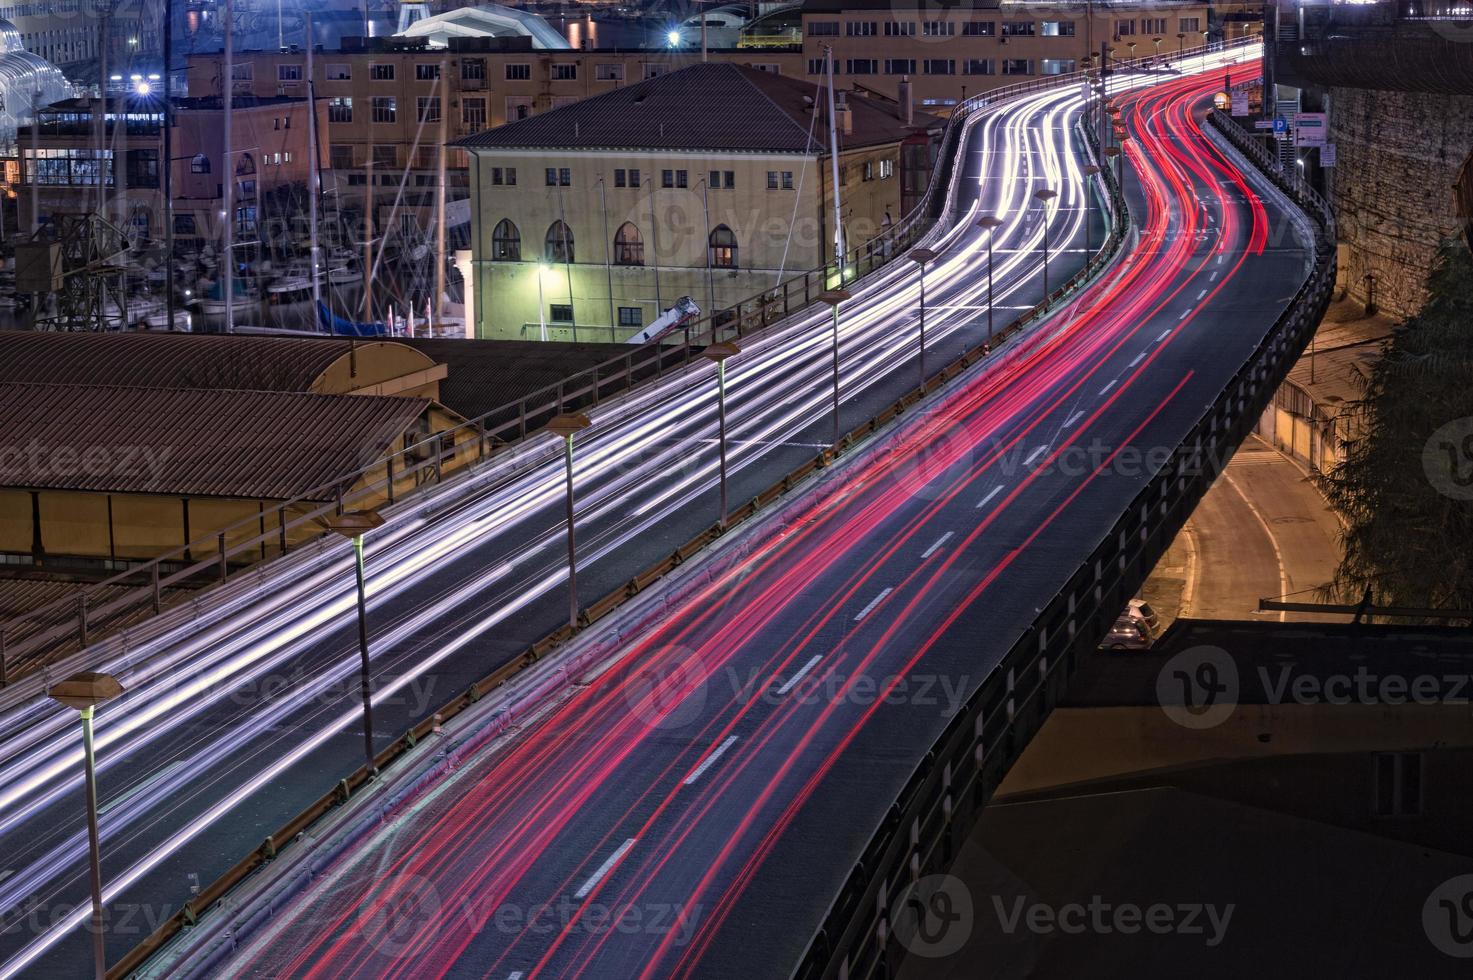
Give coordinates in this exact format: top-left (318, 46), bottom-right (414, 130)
top-left (454, 62), bottom-right (934, 154)
top-left (0, 383), bottom-right (429, 499)
top-left (0, 331), bottom-right (428, 394)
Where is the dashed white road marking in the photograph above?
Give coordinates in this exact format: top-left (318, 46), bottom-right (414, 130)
top-left (683, 736), bottom-right (739, 786)
top-left (1196, 288), bottom-right (1208, 300)
top-left (976, 484), bottom-right (1005, 509)
top-left (575, 839), bottom-right (637, 899)
top-left (1023, 445), bottom-right (1049, 467)
top-left (1157, 329), bottom-right (1171, 342)
top-left (777, 655), bottom-right (824, 696)
top-left (921, 532), bottom-right (953, 559)
top-left (1209, 270), bottom-right (1219, 282)
top-left (1098, 379), bottom-right (1118, 396)
top-left (1127, 351), bottom-right (1147, 368)
top-left (1063, 410), bottom-right (1085, 429)
top-left (854, 588), bottom-right (894, 621)
top-left (1178, 308), bottom-right (1192, 320)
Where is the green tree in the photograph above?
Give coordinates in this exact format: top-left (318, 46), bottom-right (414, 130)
top-left (1319, 240), bottom-right (1473, 616)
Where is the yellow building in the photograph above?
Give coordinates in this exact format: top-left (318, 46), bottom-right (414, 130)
top-left (455, 61), bottom-right (939, 341)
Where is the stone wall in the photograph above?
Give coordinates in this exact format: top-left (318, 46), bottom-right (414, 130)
top-left (1329, 87), bottom-right (1473, 320)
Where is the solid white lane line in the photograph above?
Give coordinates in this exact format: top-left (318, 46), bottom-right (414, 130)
top-left (1196, 288), bottom-right (1208, 300)
top-left (1127, 351), bottom-right (1147, 368)
top-left (1063, 411), bottom-right (1085, 429)
top-left (921, 532), bottom-right (953, 559)
top-left (1098, 379), bottom-right (1118, 396)
top-left (854, 588), bottom-right (893, 621)
top-left (100, 762), bottom-right (185, 816)
top-left (1023, 445), bottom-right (1049, 467)
top-left (777, 655), bottom-right (824, 696)
top-left (976, 484), bottom-right (1005, 509)
top-left (683, 736), bottom-right (739, 786)
top-left (1157, 329), bottom-right (1171, 342)
top-left (575, 839), bottom-right (637, 899)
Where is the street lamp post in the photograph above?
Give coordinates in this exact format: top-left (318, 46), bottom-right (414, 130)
top-left (50, 672), bottom-right (125, 980)
top-left (1081, 165), bottom-right (1102, 257)
top-left (703, 342), bottom-right (741, 529)
top-left (323, 509), bottom-right (386, 771)
top-left (1177, 31), bottom-right (1186, 64)
top-left (547, 413), bottom-right (592, 628)
top-left (976, 216), bottom-right (1004, 341)
top-left (1033, 188), bottom-right (1058, 299)
top-left (909, 247), bottom-right (936, 388)
top-left (818, 289), bottom-right (851, 448)
top-left (1152, 36), bottom-right (1163, 61)
top-left (1105, 143), bottom-right (1125, 203)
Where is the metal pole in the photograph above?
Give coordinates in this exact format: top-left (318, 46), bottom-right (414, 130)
top-left (352, 535), bottom-right (375, 769)
top-left (830, 304), bottom-right (841, 446)
top-left (917, 259), bottom-right (926, 385)
top-left (1041, 209), bottom-right (1049, 296)
top-left (435, 56), bottom-right (448, 326)
top-left (987, 232), bottom-right (995, 340)
top-left (599, 176), bottom-right (615, 335)
top-left (646, 176), bottom-right (662, 313)
top-left (80, 706), bottom-right (106, 980)
top-left (716, 360), bottom-right (728, 528)
top-left (824, 46), bottom-right (845, 270)
top-left (537, 266), bottom-right (547, 340)
top-left (701, 178), bottom-right (714, 322)
top-left (562, 435), bottom-right (578, 628)
top-left (362, 152), bottom-right (374, 321)
top-left (306, 12), bottom-right (322, 316)
top-left (223, 0), bottom-right (235, 334)
top-left (163, 0), bottom-right (177, 331)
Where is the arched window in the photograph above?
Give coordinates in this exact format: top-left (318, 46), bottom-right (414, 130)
top-left (235, 151), bottom-right (256, 176)
top-left (545, 220), bottom-right (574, 263)
top-left (613, 222), bottom-right (643, 266)
top-left (492, 219), bottom-right (520, 261)
top-left (708, 224), bottom-right (737, 269)
top-left (190, 153), bottom-right (211, 174)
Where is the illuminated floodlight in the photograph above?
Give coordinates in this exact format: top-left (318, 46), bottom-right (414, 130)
top-left (666, 29), bottom-right (681, 46)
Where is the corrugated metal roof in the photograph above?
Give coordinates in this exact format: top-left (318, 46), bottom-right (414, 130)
top-left (0, 331), bottom-right (432, 394)
top-left (454, 62), bottom-right (936, 154)
top-left (0, 383), bottom-right (430, 499)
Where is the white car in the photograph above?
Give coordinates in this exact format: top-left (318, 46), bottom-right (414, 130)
top-left (1126, 598), bottom-right (1160, 635)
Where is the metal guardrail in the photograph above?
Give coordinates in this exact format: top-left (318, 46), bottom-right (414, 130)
top-left (789, 89), bottom-right (1337, 980)
top-left (0, 34), bottom-right (1260, 685)
top-left (107, 67), bottom-right (1152, 980)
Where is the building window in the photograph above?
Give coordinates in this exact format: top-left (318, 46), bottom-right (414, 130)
top-left (846, 21), bottom-right (877, 36)
top-left (1001, 21), bottom-right (1035, 37)
top-left (662, 169), bottom-right (688, 189)
top-left (613, 222), bottom-right (644, 265)
top-left (545, 167), bottom-right (571, 186)
top-left (189, 153), bottom-right (210, 174)
top-left (415, 63), bottom-right (441, 81)
top-left (708, 170), bottom-right (734, 189)
top-left (618, 306), bottom-right (643, 327)
top-left (417, 97), bottom-right (441, 123)
top-left (372, 145), bottom-right (397, 169)
top-left (885, 21), bottom-right (915, 37)
top-left (545, 220), bottom-right (574, 262)
top-left (922, 21), bottom-right (954, 37)
top-left (462, 97), bottom-right (486, 128)
top-left (807, 21), bottom-right (839, 36)
top-left (328, 97), bottom-right (353, 123)
top-left (278, 64), bottom-right (303, 81)
top-left (326, 64), bottom-right (351, 80)
top-left (1041, 20), bottom-right (1075, 37)
top-left (1144, 18), bottom-right (1167, 35)
top-left (808, 58), bottom-right (825, 75)
top-left (596, 63), bottom-right (624, 81)
top-left (372, 97), bottom-right (397, 123)
top-left (782, 170), bottom-right (794, 189)
top-left (550, 304), bottom-right (574, 323)
top-left (962, 21), bottom-right (995, 36)
top-left (1040, 59), bottom-right (1076, 76)
top-left (846, 59), bottom-right (878, 75)
top-left (1002, 59), bottom-right (1033, 75)
top-left (490, 166), bottom-right (517, 186)
top-left (506, 63), bottom-right (531, 80)
top-left (552, 64), bottom-right (577, 81)
top-left (1115, 20), bottom-right (1136, 37)
top-left (1374, 752), bottom-right (1423, 816)
top-left (923, 59), bottom-right (955, 75)
top-left (370, 63), bottom-right (395, 81)
top-left (330, 145), bottom-right (354, 170)
top-left (1179, 16), bottom-right (1201, 33)
top-left (644, 64), bottom-right (665, 79)
top-left (492, 218), bottom-right (521, 260)
top-left (708, 225), bottom-right (737, 269)
top-left (862, 161), bottom-right (874, 181)
top-left (885, 58), bottom-right (916, 75)
top-left (461, 58), bottom-right (486, 81)
top-left (964, 59), bottom-right (994, 75)
top-left (879, 158), bottom-right (894, 179)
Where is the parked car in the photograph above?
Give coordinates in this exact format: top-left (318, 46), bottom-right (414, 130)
top-left (1126, 598), bottom-right (1160, 635)
top-left (1100, 615), bottom-right (1153, 651)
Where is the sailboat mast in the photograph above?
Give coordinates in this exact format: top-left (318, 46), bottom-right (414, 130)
top-left (306, 11), bottom-right (322, 315)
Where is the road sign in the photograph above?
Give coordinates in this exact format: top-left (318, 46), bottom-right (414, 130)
top-left (1231, 91), bottom-right (1249, 116)
top-left (1320, 143), bottom-right (1337, 168)
top-left (1295, 112), bottom-right (1327, 146)
top-left (1254, 119), bottom-right (1273, 130)
top-left (1272, 116), bottom-right (1288, 135)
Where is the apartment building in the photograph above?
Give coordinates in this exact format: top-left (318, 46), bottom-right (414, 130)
top-left (455, 62), bottom-right (938, 341)
top-left (800, 0), bottom-right (1216, 107)
top-left (17, 94), bottom-right (320, 252)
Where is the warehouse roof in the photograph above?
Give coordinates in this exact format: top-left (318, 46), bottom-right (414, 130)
top-left (398, 337), bottom-right (635, 420)
top-left (0, 330), bottom-right (439, 395)
top-left (454, 62), bottom-right (937, 153)
top-left (0, 383), bottom-right (430, 499)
